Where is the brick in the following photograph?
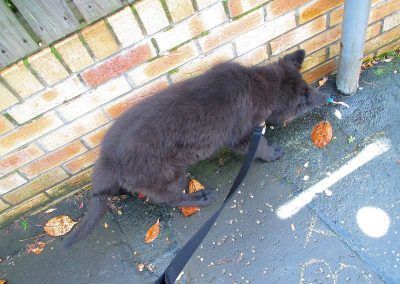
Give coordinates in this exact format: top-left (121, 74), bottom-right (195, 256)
top-left (300, 25), bottom-right (341, 55)
top-left (81, 20), bottom-right (119, 61)
top-left (128, 43), bottom-right (197, 85)
top-left (29, 48), bottom-right (69, 86)
top-left (82, 42), bottom-right (155, 87)
top-left (171, 44), bottom-right (235, 82)
top-left (39, 110), bottom-right (108, 151)
top-left (198, 9), bottom-right (264, 53)
top-left (300, 49), bottom-right (327, 72)
top-left (376, 38), bottom-right (400, 55)
top-left (58, 77), bottom-right (130, 121)
top-left (54, 34), bottom-right (94, 72)
top-left (166, 0), bottom-right (194, 22)
top-left (0, 193), bottom-right (50, 226)
top-left (227, 0), bottom-right (266, 17)
top-left (303, 59), bottom-right (337, 83)
top-left (0, 116), bottom-right (14, 135)
top-left (270, 46), bottom-right (301, 61)
top-left (299, 0), bottom-right (342, 24)
top-left (383, 10), bottom-right (400, 32)
top-left (0, 173), bottom-right (26, 195)
top-left (135, 0), bottom-right (169, 34)
top-left (154, 4), bottom-right (227, 52)
top-left (364, 25), bottom-right (400, 55)
top-left (8, 75), bottom-right (88, 124)
top-left (82, 124), bottom-right (111, 148)
top-left (107, 6), bottom-right (144, 48)
top-left (235, 45), bottom-right (269, 66)
top-left (329, 6), bottom-right (343, 27)
top-left (233, 12), bottom-right (296, 56)
top-left (369, 0), bottom-right (400, 24)
top-left (266, 0), bottom-right (309, 20)
top-left (0, 113), bottom-right (63, 156)
top-left (366, 22), bottom-right (382, 40)
top-left (196, 0), bottom-right (220, 9)
top-left (329, 42), bottom-right (340, 58)
top-left (270, 16), bottom-right (327, 56)
top-left (105, 78), bottom-right (169, 118)
top-left (20, 141), bottom-right (86, 179)
top-left (46, 168), bottom-right (92, 198)
top-left (0, 83), bottom-right (18, 112)
top-left (3, 168), bottom-right (67, 205)
top-left (0, 144), bottom-right (44, 176)
top-left (0, 61), bottom-right (43, 98)
top-left (0, 200), bottom-right (10, 212)
top-left (65, 148), bottom-right (100, 174)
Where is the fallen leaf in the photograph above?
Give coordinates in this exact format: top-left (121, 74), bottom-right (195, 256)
top-left (318, 76), bottom-right (328, 87)
top-left (44, 215), bottom-right (77, 237)
top-left (324, 189), bottom-right (333, 196)
top-left (44, 208), bottom-right (57, 214)
top-left (0, 279), bottom-right (7, 284)
top-left (79, 202), bottom-right (84, 209)
top-left (26, 241), bottom-right (46, 255)
top-left (383, 58), bottom-right (393, 62)
top-left (145, 219), bottom-right (160, 243)
top-left (138, 192), bottom-right (145, 199)
top-left (188, 178), bottom-right (205, 193)
top-left (181, 206), bottom-right (201, 217)
top-left (311, 121), bottom-right (333, 148)
top-left (180, 179), bottom-right (205, 217)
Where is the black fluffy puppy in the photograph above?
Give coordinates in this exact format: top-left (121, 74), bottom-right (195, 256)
top-left (65, 49), bottom-right (329, 247)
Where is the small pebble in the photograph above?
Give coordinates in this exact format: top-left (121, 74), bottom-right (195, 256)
top-left (303, 162), bottom-right (309, 168)
top-left (324, 189), bottom-right (333, 196)
top-left (303, 175), bottom-right (309, 181)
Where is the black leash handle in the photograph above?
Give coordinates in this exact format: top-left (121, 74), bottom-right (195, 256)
top-left (156, 125), bottom-right (265, 284)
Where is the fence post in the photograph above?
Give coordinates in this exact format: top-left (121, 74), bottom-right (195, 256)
top-left (336, 0), bottom-right (371, 95)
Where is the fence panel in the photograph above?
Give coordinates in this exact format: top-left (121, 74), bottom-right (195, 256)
top-left (0, 1), bottom-right (39, 67)
top-left (12, 0), bottom-right (80, 44)
top-left (72, 0), bottom-right (123, 23)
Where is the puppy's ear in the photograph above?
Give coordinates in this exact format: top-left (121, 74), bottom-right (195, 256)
top-left (283, 49), bottom-right (305, 69)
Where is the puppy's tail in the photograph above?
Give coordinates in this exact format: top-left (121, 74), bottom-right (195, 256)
top-left (64, 193), bottom-right (109, 248)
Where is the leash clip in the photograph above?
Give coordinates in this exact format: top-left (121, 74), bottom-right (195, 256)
top-left (259, 122), bottom-right (266, 135)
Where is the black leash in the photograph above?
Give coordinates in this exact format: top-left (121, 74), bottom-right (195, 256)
top-left (156, 124), bottom-right (266, 284)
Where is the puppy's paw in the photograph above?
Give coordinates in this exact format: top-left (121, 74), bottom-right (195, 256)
top-left (262, 144), bottom-right (285, 162)
top-left (196, 188), bottom-right (217, 206)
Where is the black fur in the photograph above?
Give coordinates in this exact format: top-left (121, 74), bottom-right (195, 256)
top-left (64, 49), bottom-right (328, 248)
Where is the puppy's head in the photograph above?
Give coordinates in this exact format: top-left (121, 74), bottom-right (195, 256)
top-left (268, 49), bottom-right (329, 125)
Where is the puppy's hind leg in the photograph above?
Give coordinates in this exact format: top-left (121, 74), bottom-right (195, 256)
top-left (145, 176), bottom-right (217, 208)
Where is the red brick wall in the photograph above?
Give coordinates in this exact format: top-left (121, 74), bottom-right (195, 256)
top-left (0, 0), bottom-right (399, 226)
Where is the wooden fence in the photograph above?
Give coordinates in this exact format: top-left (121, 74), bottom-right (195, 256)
top-left (0, 0), bottom-right (131, 68)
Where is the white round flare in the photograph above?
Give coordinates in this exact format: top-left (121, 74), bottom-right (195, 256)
top-left (356, 206), bottom-right (390, 238)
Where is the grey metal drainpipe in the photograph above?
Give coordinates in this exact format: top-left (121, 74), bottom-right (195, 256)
top-left (336, 0), bottom-right (371, 95)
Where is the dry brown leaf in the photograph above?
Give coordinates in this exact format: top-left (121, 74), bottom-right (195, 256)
top-left (188, 178), bottom-right (205, 193)
top-left (0, 279), bottom-right (7, 284)
top-left (44, 215), bottom-right (77, 237)
top-left (311, 121), bottom-right (333, 148)
top-left (145, 219), bottom-right (160, 243)
top-left (318, 76), bottom-right (328, 87)
top-left (26, 241), bottom-right (46, 255)
top-left (180, 206), bottom-right (201, 217)
top-left (179, 179), bottom-right (205, 217)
